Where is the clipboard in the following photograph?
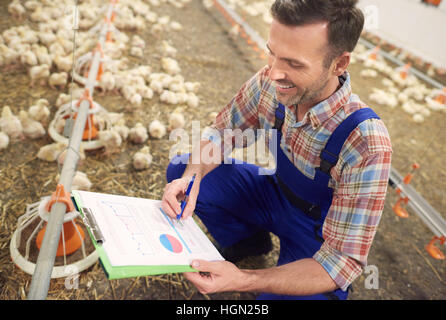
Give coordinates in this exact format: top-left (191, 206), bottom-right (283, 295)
top-left (71, 190), bottom-right (224, 280)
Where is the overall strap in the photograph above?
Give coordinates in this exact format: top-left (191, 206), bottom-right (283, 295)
top-left (319, 108), bottom-right (380, 175)
top-left (273, 103), bottom-right (286, 131)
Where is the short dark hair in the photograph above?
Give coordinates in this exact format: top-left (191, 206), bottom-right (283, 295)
top-left (271, 0), bottom-right (364, 67)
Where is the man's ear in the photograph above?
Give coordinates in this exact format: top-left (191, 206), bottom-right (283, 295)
top-left (333, 52), bottom-right (350, 76)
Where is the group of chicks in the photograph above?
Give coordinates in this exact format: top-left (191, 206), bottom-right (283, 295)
top-left (352, 44), bottom-right (446, 123)
top-left (1, 0), bottom-right (207, 193)
top-left (0, 99), bottom-right (50, 150)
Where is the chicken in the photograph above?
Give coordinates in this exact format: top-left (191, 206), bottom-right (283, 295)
top-left (71, 171), bottom-right (92, 191)
top-left (49, 72), bottom-right (68, 89)
top-left (98, 71), bottom-right (116, 93)
top-left (54, 54), bottom-right (72, 72)
top-left (186, 93), bottom-right (200, 108)
top-left (184, 81), bottom-right (201, 93)
top-left (28, 100), bottom-right (50, 124)
top-left (131, 35), bottom-right (145, 49)
top-left (160, 40), bottom-right (177, 57)
top-left (148, 120), bottom-right (166, 139)
top-left (29, 64), bottom-right (50, 87)
top-left (130, 46), bottom-right (143, 58)
top-left (0, 44), bottom-right (19, 69)
top-left (19, 110), bottom-right (46, 139)
top-left (0, 106), bottom-right (23, 140)
top-left (161, 57), bottom-right (181, 75)
top-left (98, 129), bottom-right (122, 155)
top-left (368, 89), bottom-right (398, 108)
top-left (360, 69), bottom-right (378, 78)
top-left (113, 119), bottom-right (129, 140)
top-left (168, 107), bottom-right (185, 130)
top-left (207, 111), bottom-right (218, 125)
top-left (20, 50), bottom-right (38, 67)
top-left (170, 21), bottom-right (182, 31)
top-left (55, 93), bottom-right (71, 108)
top-left (160, 90), bottom-right (179, 105)
top-left (8, 0), bottom-right (26, 20)
top-left (32, 44), bottom-right (52, 66)
top-left (0, 131), bottom-right (9, 149)
top-left (133, 146), bottom-right (153, 171)
top-left (129, 122), bottom-right (148, 144)
top-left (37, 142), bottom-right (67, 162)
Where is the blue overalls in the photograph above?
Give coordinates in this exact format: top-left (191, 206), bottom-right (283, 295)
top-left (166, 102), bottom-right (380, 300)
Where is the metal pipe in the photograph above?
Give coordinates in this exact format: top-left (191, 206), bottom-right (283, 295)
top-left (358, 38), bottom-right (445, 89)
top-left (27, 2), bottom-right (116, 300)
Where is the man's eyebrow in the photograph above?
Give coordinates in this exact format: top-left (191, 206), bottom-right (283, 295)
top-left (266, 43), bottom-right (307, 66)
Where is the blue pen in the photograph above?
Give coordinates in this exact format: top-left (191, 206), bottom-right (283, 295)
top-left (177, 174), bottom-right (196, 220)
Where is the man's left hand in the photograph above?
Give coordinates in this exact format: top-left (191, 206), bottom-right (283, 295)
top-left (183, 260), bottom-right (251, 295)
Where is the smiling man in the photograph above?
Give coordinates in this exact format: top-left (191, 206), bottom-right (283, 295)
top-left (162, 0), bottom-right (392, 300)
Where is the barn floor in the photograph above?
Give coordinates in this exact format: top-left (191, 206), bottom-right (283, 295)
top-left (0, 0), bottom-right (445, 300)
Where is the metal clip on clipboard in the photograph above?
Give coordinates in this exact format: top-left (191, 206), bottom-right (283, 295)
top-left (81, 207), bottom-right (105, 244)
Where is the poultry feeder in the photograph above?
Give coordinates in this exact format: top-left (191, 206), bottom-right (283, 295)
top-left (48, 88), bottom-right (113, 151)
top-left (72, 46), bottom-right (110, 87)
top-left (10, 184), bottom-right (98, 278)
top-left (425, 87), bottom-right (446, 110)
top-left (364, 45), bottom-right (381, 61)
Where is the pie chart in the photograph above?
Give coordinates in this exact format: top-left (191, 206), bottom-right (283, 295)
top-left (159, 234), bottom-right (183, 253)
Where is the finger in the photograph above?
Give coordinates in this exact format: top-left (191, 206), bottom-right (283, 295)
top-left (164, 186), bottom-right (184, 215)
top-left (161, 196), bottom-right (178, 218)
top-left (190, 259), bottom-right (221, 273)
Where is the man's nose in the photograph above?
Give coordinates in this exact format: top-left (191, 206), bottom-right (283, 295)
top-left (268, 57), bottom-right (286, 81)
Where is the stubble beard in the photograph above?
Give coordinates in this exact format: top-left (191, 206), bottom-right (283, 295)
top-left (277, 71), bottom-right (330, 108)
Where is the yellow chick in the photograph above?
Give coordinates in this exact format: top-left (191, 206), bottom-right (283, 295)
top-left (29, 64), bottom-right (50, 87)
top-left (148, 120), bottom-right (166, 139)
top-left (0, 106), bottom-right (23, 140)
top-left (37, 142), bottom-right (67, 162)
top-left (49, 72), bottom-right (68, 89)
top-left (28, 100), bottom-right (50, 124)
top-left (71, 171), bottom-right (92, 191)
top-left (0, 131), bottom-right (9, 150)
top-left (161, 57), bottom-right (181, 75)
top-left (19, 110), bottom-right (46, 139)
top-left (132, 146), bottom-right (153, 171)
top-left (54, 54), bottom-right (72, 73)
top-left (20, 50), bottom-right (38, 67)
top-left (161, 40), bottom-right (177, 57)
top-left (113, 119), bottom-right (130, 140)
top-left (129, 122), bottom-right (148, 144)
top-left (55, 93), bottom-right (71, 108)
top-left (168, 107), bottom-right (185, 130)
top-left (8, 0), bottom-right (26, 20)
top-left (98, 129), bottom-right (122, 155)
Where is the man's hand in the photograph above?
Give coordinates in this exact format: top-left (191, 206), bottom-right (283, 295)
top-left (161, 175), bottom-right (200, 220)
top-left (183, 260), bottom-right (253, 295)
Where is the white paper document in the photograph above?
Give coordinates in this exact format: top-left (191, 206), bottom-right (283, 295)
top-left (74, 190), bottom-right (224, 267)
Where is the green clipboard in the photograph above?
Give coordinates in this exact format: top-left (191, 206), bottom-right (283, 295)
top-left (71, 190), bottom-right (196, 280)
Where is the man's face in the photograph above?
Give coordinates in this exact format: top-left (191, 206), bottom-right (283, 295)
top-left (267, 19), bottom-right (334, 107)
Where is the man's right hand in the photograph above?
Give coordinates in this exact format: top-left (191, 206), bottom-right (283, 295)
top-left (161, 175), bottom-right (200, 221)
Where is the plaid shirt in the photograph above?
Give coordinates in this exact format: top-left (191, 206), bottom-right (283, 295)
top-left (204, 65), bottom-right (392, 292)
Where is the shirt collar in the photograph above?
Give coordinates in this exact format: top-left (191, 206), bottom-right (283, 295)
top-left (292, 71), bottom-right (352, 129)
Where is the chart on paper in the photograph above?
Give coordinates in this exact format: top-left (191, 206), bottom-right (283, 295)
top-left (74, 191), bottom-right (224, 267)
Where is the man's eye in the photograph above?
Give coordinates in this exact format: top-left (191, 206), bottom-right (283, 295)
top-left (288, 62), bottom-right (302, 69)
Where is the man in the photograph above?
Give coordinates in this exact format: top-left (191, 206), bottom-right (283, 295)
top-left (162, 0), bottom-right (392, 300)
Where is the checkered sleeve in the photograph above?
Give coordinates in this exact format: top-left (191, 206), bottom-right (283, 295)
top-left (202, 67), bottom-right (268, 155)
top-left (313, 120), bottom-right (392, 291)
